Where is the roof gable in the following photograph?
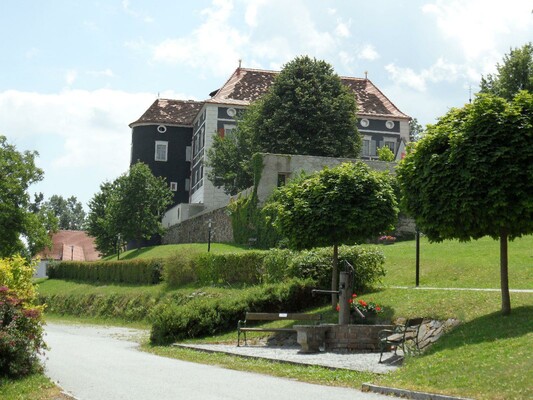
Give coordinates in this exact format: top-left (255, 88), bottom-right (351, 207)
top-left (129, 99), bottom-right (204, 127)
top-left (208, 67), bottom-right (409, 119)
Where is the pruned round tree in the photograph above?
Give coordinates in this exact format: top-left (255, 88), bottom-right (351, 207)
top-left (397, 91), bottom-right (533, 315)
top-left (265, 162), bottom-right (398, 308)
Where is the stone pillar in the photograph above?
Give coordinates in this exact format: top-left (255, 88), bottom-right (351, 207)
top-left (339, 271), bottom-right (353, 325)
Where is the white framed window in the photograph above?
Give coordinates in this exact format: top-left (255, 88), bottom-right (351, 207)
top-left (185, 146), bottom-right (192, 162)
top-left (383, 140), bottom-right (396, 153)
top-left (155, 141), bottom-right (168, 162)
top-left (170, 182), bottom-right (177, 191)
top-left (224, 124), bottom-right (236, 137)
top-left (185, 178), bottom-right (190, 191)
top-left (157, 125), bottom-right (167, 133)
top-left (362, 139), bottom-right (370, 156)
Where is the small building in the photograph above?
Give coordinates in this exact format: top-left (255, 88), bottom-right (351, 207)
top-left (34, 230), bottom-right (100, 277)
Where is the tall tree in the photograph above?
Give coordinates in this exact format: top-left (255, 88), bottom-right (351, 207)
top-left (265, 162), bottom-right (398, 308)
top-left (43, 195), bottom-right (86, 230)
top-left (111, 162), bottom-right (173, 248)
top-left (87, 163), bottom-right (173, 254)
top-left (409, 117), bottom-right (424, 142)
top-left (208, 56), bottom-right (361, 195)
top-left (0, 135), bottom-right (53, 257)
top-left (480, 42), bottom-right (533, 100)
top-left (397, 91), bottom-right (533, 315)
top-left (86, 181), bottom-right (119, 256)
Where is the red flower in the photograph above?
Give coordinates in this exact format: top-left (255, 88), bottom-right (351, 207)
top-left (335, 304), bottom-right (340, 312)
top-left (352, 293), bottom-right (357, 298)
top-left (358, 299), bottom-right (368, 307)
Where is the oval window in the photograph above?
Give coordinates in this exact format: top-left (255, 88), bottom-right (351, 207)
top-left (157, 125), bottom-right (167, 133)
top-left (360, 118), bottom-right (369, 128)
top-left (385, 121), bottom-right (395, 129)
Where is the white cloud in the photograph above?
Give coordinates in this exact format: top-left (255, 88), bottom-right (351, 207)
top-left (0, 89), bottom-right (188, 205)
top-left (335, 20), bottom-right (351, 38)
top-left (358, 44), bottom-right (379, 61)
top-left (65, 70), bottom-right (78, 85)
top-left (122, 0), bottom-right (154, 23)
top-left (423, 0), bottom-right (533, 61)
top-left (386, 58), bottom-right (467, 92)
top-left (87, 69), bottom-right (115, 78)
top-left (152, 0), bottom-right (248, 77)
top-left (244, 0), bottom-right (269, 27)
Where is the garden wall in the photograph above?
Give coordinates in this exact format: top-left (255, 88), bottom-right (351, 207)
top-left (162, 206), bottom-right (233, 244)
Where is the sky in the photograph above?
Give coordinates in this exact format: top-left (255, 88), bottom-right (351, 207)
top-left (1, 0), bottom-right (532, 210)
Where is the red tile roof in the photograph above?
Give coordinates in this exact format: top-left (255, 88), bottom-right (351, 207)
top-left (129, 99), bottom-right (204, 127)
top-left (208, 67), bottom-right (410, 119)
top-left (37, 230), bottom-right (100, 262)
top-left (130, 67), bottom-right (409, 127)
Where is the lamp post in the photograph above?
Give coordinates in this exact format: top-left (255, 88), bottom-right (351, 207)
top-left (70, 245), bottom-right (74, 260)
top-left (207, 219), bottom-right (212, 252)
top-left (117, 233), bottom-right (121, 260)
top-left (415, 228), bottom-right (420, 287)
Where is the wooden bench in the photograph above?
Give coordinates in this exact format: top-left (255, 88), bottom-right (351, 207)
top-left (237, 312), bottom-right (322, 346)
top-left (378, 317), bottom-right (425, 363)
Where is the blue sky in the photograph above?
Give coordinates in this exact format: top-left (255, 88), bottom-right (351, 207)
top-left (1, 0), bottom-right (532, 210)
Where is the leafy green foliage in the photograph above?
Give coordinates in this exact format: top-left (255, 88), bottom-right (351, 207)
top-left (42, 195), bottom-right (86, 230)
top-left (0, 257), bottom-right (46, 378)
top-left (397, 92), bottom-right (533, 314)
top-left (0, 136), bottom-right (53, 257)
top-left (480, 42), bottom-right (533, 100)
top-left (398, 92), bottom-right (533, 241)
top-left (47, 259), bottom-right (163, 285)
top-left (87, 162), bottom-right (173, 255)
top-left (149, 278), bottom-right (318, 344)
top-left (262, 246), bottom-right (385, 291)
top-left (266, 162), bottom-right (398, 250)
top-left (207, 56), bottom-right (361, 195)
top-left (377, 146), bottom-right (395, 161)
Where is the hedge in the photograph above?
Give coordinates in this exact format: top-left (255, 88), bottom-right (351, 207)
top-left (149, 278), bottom-right (319, 344)
top-left (47, 259), bottom-right (163, 285)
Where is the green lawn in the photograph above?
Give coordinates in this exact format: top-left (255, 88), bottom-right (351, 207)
top-left (0, 374), bottom-right (67, 400)
top-left (378, 235), bottom-right (533, 289)
top-left (102, 242), bottom-right (249, 261)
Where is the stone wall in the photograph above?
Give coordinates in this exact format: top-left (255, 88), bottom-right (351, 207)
top-left (162, 206), bottom-right (233, 244)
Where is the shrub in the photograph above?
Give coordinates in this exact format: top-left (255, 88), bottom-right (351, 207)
top-left (195, 251), bottom-right (267, 285)
top-left (0, 257), bottom-right (46, 378)
top-left (162, 251), bottom-right (200, 288)
top-left (149, 278), bottom-right (319, 344)
top-left (263, 245), bottom-right (385, 291)
top-left (47, 259), bottom-right (163, 285)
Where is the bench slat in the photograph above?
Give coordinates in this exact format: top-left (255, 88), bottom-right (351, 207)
top-left (245, 312), bottom-right (321, 321)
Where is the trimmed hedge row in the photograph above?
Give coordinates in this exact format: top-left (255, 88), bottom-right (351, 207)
top-left (149, 278), bottom-right (319, 344)
top-left (47, 259), bottom-right (163, 285)
top-left (162, 245), bottom-right (385, 291)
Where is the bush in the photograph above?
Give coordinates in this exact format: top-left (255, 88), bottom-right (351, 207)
top-left (195, 251), bottom-right (267, 285)
top-left (47, 259), bottom-right (163, 285)
top-left (263, 245), bottom-right (385, 291)
top-left (162, 251), bottom-right (200, 288)
top-left (149, 278), bottom-right (319, 344)
top-left (0, 257), bottom-right (46, 378)
top-left (39, 291), bottom-right (160, 321)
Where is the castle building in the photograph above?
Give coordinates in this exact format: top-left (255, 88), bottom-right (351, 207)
top-left (129, 66), bottom-right (410, 218)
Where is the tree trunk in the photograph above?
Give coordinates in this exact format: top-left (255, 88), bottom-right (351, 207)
top-left (331, 244), bottom-right (339, 310)
top-left (500, 229), bottom-right (511, 315)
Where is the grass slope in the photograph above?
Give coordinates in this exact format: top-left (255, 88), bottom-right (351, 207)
top-left (103, 242), bottom-right (249, 261)
top-left (36, 236), bottom-right (533, 399)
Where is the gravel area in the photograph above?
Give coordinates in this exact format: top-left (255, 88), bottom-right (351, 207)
top-left (177, 343), bottom-right (401, 374)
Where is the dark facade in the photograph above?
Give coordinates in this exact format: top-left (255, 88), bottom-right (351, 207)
top-left (130, 124), bottom-right (193, 206)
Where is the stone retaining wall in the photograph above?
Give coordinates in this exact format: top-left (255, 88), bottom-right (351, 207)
top-left (162, 206), bottom-right (233, 244)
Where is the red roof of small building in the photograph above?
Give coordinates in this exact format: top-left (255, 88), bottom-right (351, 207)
top-left (37, 230), bottom-right (100, 262)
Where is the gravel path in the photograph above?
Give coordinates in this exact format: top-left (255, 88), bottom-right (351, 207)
top-left (177, 343), bottom-right (400, 374)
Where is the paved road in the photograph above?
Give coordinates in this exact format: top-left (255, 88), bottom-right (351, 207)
top-left (44, 323), bottom-right (390, 400)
